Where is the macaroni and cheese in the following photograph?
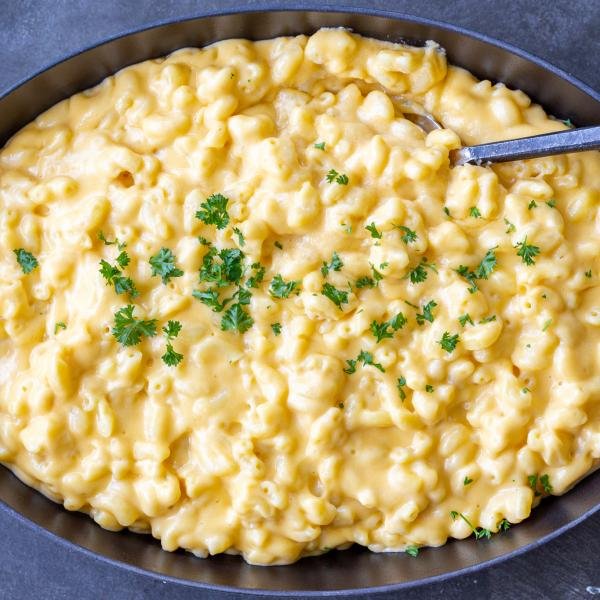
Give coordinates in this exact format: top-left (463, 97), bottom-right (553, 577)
top-left (0, 29), bottom-right (598, 565)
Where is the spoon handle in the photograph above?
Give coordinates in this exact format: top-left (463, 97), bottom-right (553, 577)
top-left (450, 125), bottom-right (600, 166)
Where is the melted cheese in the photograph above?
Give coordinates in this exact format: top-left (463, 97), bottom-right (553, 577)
top-left (0, 29), bottom-right (598, 565)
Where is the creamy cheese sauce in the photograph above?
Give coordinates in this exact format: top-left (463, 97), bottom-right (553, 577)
top-left (0, 29), bottom-right (598, 565)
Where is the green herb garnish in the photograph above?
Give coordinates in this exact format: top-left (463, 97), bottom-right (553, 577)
top-left (459, 313), bottom-right (474, 327)
top-left (397, 376), bottom-right (407, 401)
top-left (450, 511), bottom-right (491, 540)
top-left (233, 227), bottom-right (245, 247)
top-left (370, 313), bottom-right (407, 343)
top-left (344, 349), bottom-right (385, 374)
top-left (365, 222), bottom-right (382, 239)
top-left (221, 303), bottom-right (254, 333)
top-left (13, 248), bottom-right (38, 274)
top-left (161, 320), bottom-right (183, 366)
top-left (149, 247), bottom-right (184, 284)
top-left (196, 193), bottom-right (230, 229)
top-left (438, 331), bottom-right (460, 353)
top-left (394, 224), bottom-right (418, 244)
top-left (98, 231), bottom-right (126, 249)
top-left (112, 304), bottom-right (157, 346)
top-left (321, 282), bottom-right (348, 309)
top-left (321, 252), bottom-right (344, 277)
top-left (326, 169), bottom-right (349, 185)
top-left (416, 300), bottom-right (437, 325)
top-left (269, 274), bottom-right (300, 299)
top-left (515, 237), bottom-right (541, 266)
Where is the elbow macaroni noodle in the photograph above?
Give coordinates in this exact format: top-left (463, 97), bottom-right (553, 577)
top-left (0, 28), bottom-right (598, 565)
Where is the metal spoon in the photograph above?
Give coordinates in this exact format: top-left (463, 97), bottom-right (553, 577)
top-left (400, 103), bottom-right (600, 167)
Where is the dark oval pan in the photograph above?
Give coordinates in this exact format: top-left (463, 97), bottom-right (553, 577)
top-left (0, 6), bottom-right (598, 595)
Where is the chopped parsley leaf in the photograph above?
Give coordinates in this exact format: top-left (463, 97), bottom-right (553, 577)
top-left (162, 342), bottom-right (183, 366)
top-left (269, 274), bottom-right (300, 299)
top-left (406, 257), bottom-right (437, 284)
top-left (528, 199), bottom-right (537, 210)
top-left (199, 247), bottom-right (244, 287)
top-left (370, 263), bottom-right (384, 283)
top-left (405, 545), bottom-right (419, 558)
top-left (113, 275), bottom-right (139, 298)
top-left (504, 218), bottom-right (516, 234)
top-left (585, 269), bottom-right (592, 278)
top-left (355, 276), bottom-right (376, 289)
top-left (326, 168), bottom-right (349, 185)
top-left (112, 305), bottom-right (157, 346)
top-left (528, 474), bottom-right (538, 491)
top-left (540, 474), bottom-right (553, 494)
top-left (450, 511), bottom-right (491, 540)
top-left (365, 222), bottom-right (382, 239)
top-left (221, 303), bottom-right (254, 333)
top-left (498, 519), bottom-right (511, 532)
top-left (425, 384), bottom-right (434, 393)
top-left (475, 248), bottom-right (497, 279)
top-left (192, 288), bottom-right (228, 312)
top-left (416, 300), bottom-right (437, 325)
top-left (271, 322), bottom-right (282, 336)
top-left (515, 237), bottom-right (541, 266)
top-left (14, 248), bottom-right (38, 274)
top-left (394, 224), bottom-right (418, 244)
top-left (438, 331), bottom-right (460, 353)
top-left (469, 206), bottom-right (482, 218)
top-left (321, 282), bottom-right (348, 309)
top-left (344, 349), bottom-right (385, 374)
top-left (116, 251), bottom-right (130, 268)
top-left (98, 231), bottom-right (126, 249)
top-left (321, 252), bottom-right (344, 277)
top-left (149, 247), bottom-right (184, 284)
top-left (459, 313), bottom-right (474, 327)
top-left (546, 198), bottom-right (557, 208)
top-left (455, 265), bottom-right (479, 294)
top-left (99, 259), bottom-right (120, 283)
top-left (443, 206), bottom-right (451, 217)
top-left (463, 476), bottom-right (474, 485)
top-left (195, 193), bottom-right (230, 229)
top-left (161, 320), bottom-right (183, 367)
top-left (370, 313), bottom-right (407, 343)
top-left (479, 315), bottom-right (497, 324)
top-left (455, 247), bottom-right (497, 292)
top-left (542, 318), bottom-right (552, 331)
top-left (54, 321), bottom-right (66, 334)
top-left (99, 259), bottom-right (139, 299)
top-left (233, 227), bottom-right (245, 247)
top-left (397, 376), bottom-right (407, 401)
top-left (247, 262), bottom-right (266, 288)
top-left (274, 241), bottom-right (283, 250)
top-left (314, 141), bottom-right (326, 150)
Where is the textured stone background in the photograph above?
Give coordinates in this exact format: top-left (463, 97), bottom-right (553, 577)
top-left (1, 1), bottom-right (599, 599)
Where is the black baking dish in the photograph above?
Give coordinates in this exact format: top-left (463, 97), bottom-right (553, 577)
top-left (0, 5), bottom-right (599, 596)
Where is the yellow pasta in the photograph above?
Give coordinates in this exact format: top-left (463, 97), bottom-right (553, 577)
top-left (0, 28), bottom-right (598, 565)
